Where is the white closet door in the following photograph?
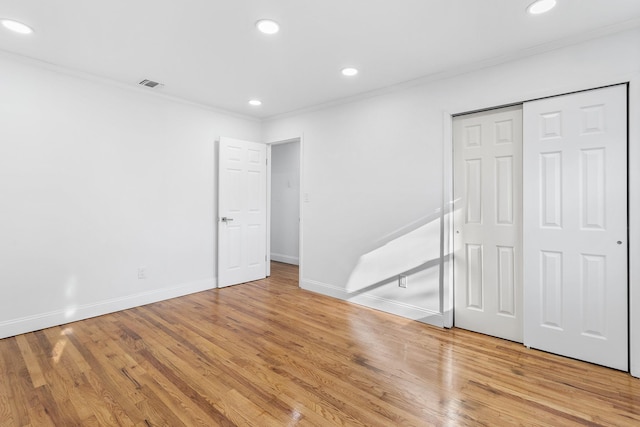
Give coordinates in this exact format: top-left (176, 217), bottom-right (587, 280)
top-left (523, 85), bottom-right (628, 371)
top-left (454, 106), bottom-right (523, 342)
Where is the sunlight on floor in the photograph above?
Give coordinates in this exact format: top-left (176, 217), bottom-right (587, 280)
top-left (52, 327), bottom-right (74, 364)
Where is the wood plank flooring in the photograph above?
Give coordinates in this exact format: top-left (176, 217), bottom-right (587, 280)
top-left (1, 261), bottom-right (639, 426)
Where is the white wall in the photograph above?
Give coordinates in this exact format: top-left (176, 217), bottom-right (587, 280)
top-left (0, 54), bottom-right (260, 338)
top-left (270, 141), bottom-right (300, 265)
top-left (2, 26), bottom-right (640, 374)
top-left (262, 28), bottom-right (640, 372)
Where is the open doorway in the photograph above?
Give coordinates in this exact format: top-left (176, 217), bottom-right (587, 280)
top-left (266, 138), bottom-right (302, 279)
top-left (269, 141), bottom-right (300, 265)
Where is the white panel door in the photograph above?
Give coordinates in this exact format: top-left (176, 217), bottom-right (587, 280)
top-left (218, 137), bottom-right (267, 288)
top-left (523, 85), bottom-right (627, 370)
top-left (454, 105), bottom-right (523, 342)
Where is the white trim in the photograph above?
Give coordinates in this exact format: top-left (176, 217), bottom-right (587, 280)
top-left (0, 51), bottom-right (260, 123)
top-left (629, 76), bottom-right (640, 378)
top-left (271, 253), bottom-right (299, 265)
top-left (0, 278), bottom-right (216, 339)
top-left (266, 143), bottom-right (272, 277)
top-left (299, 135), bottom-right (305, 282)
top-left (441, 111), bottom-right (454, 328)
top-left (301, 279), bottom-right (444, 327)
top-left (263, 20), bottom-right (640, 122)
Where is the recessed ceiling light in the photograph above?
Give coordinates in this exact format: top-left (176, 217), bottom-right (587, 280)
top-left (341, 67), bottom-right (359, 77)
top-left (1, 19), bottom-right (34, 34)
top-left (249, 99), bottom-right (262, 106)
top-left (527, 0), bottom-right (557, 15)
top-left (256, 19), bottom-right (280, 35)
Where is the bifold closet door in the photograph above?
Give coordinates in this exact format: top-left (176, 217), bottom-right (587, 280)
top-left (522, 85), bottom-right (628, 371)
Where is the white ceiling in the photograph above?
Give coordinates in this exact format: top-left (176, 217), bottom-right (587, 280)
top-left (1, 0), bottom-right (640, 119)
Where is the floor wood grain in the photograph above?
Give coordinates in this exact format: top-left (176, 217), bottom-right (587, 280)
top-left (1, 261), bottom-right (639, 426)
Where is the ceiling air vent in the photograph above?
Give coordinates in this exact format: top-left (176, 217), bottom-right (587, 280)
top-left (138, 79), bottom-right (162, 88)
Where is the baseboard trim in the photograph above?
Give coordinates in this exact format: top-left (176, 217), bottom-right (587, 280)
top-left (271, 253), bottom-right (299, 265)
top-left (0, 278), bottom-right (217, 339)
top-left (300, 278), bottom-right (444, 327)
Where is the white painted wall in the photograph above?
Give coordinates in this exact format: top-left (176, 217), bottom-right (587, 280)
top-left (262, 28), bottom-right (640, 373)
top-left (270, 142), bottom-right (300, 265)
top-left (0, 54), bottom-right (260, 338)
top-left (2, 25), bottom-right (640, 376)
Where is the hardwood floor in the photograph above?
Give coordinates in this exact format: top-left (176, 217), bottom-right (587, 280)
top-left (1, 261), bottom-right (639, 426)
